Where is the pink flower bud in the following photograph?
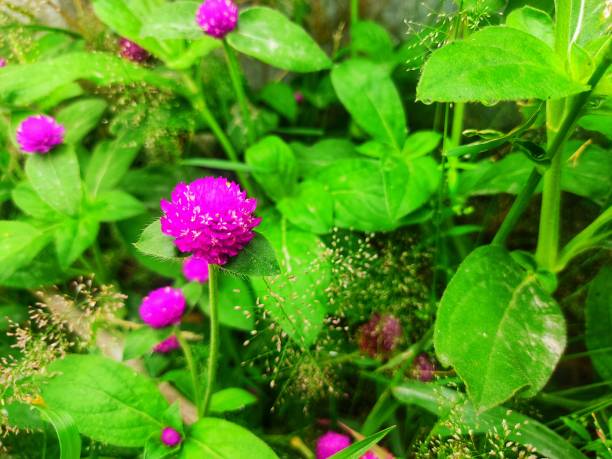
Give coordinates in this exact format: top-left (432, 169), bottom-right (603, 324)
top-left (196, 0), bottom-right (238, 39)
top-left (118, 38), bottom-right (150, 62)
top-left (161, 427), bottom-right (182, 446)
top-left (153, 335), bottom-right (180, 353)
top-left (183, 256), bottom-right (210, 283)
top-left (139, 287), bottom-right (186, 328)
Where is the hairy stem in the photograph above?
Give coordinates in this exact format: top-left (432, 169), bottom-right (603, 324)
top-left (202, 264), bottom-right (219, 416)
top-left (177, 331), bottom-right (202, 417)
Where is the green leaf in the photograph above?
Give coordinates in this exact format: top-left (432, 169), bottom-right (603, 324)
top-left (245, 136), bottom-right (298, 201)
top-left (402, 130), bottom-right (442, 158)
top-left (140, 1), bottom-right (201, 39)
top-left (351, 20), bottom-right (394, 62)
top-left (36, 406), bottom-right (81, 459)
top-left (328, 426), bottom-right (394, 459)
top-left (25, 145), bottom-right (82, 216)
top-left (85, 132), bottom-right (143, 197)
top-left (210, 388), bottom-right (257, 414)
top-left (0, 221), bottom-right (51, 282)
top-left (506, 6), bottom-right (554, 48)
top-left (180, 417), bottom-right (278, 459)
top-left (134, 219), bottom-right (179, 261)
top-left (42, 354), bottom-right (168, 448)
top-left (11, 182), bottom-right (60, 220)
top-left (291, 139), bottom-right (360, 178)
top-left (331, 59), bottom-right (406, 149)
top-left (585, 265), bottom-right (612, 380)
top-left (123, 327), bottom-right (173, 360)
top-left (56, 98), bottom-right (107, 144)
top-left (0, 246), bottom-right (67, 289)
top-left (393, 381), bottom-right (587, 459)
top-left (457, 153), bottom-right (533, 196)
top-left (89, 190), bottom-right (146, 222)
top-left (561, 141), bottom-right (612, 205)
top-left (417, 26), bottom-right (588, 102)
top-left (258, 82), bottom-right (298, 121)
top-left (54, 217), bottom-right (100, 269)
top-left (277, 181), bottom-right (334, 234)
top-left (227, 7), bottom-right (331, 73)
top-left (199, 275), bottom-right (255, 331)
top-left (434, 245), bottom-right (567, 411)
top-left (221, 233), bottom-right (281, 277)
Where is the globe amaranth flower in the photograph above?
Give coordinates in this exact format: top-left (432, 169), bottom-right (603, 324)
top-left (161, 177), bottom-right (261, 265)
top-left (0, 58), bottom-right (7, 67)
top-left (118, 38), bottom-right (150, 62)
top-left (196, 0), bottom-right (238, 38)
top-left (153, 335), bottom-right (180, 353)
top-left (139, 287), bottom-right (186, 328)
top-left (161, 427), bottom-right (182, 447)
top-left (183, 256), bottom-right (209, 283)
top-left (358, 313), bottom-right (402, 358)
top-left (316, 432), bottom-right (382, 459)
top-left (16, 115), bottom-right (65, 154)
top-left (413, 353), bottom-right (435, 382)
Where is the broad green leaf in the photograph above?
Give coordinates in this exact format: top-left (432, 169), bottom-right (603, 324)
top-left (402, 130), bottom-right (442, 158)
top-left (328, 426), bottom-right (394, 459)
top-left (0, 305), bottom-right (27, 331)
top-left (166, 37), bottom-right (222, 69)
top-left (393, 381), bottom-right (587, 459)
top-left (56, 98), bottom-right (108, 144)
top-left (54, 217), bottom-right (100, 269)
top-left (0, 246), bottom-right (66, 289)
top-left (585, 265), bottom-right (612, 380)
top-left (258, 82), bottom-right (298, 121)
top-left (36, 407), bottom-right (81, 459)
top-left (25, 145), bottom-right (82, 216)
top-left (434, 245), bottom-right (567, 410)
top-left (0, 221), bottom-right (50, 282)
top-left (291, 139), bottom-right (360, 178)
top-left (199, 275), bottom-right (255, 331)
top-left (85, 131), bottom-right (142, 196)
top-left (11, 182), bottom-right (60, 220)
top-left (331, 59), bottom-right (406, 150)
top-left (210, 388), bottom-right (257, 414)
top-left (457, 153), bottom-right (533, 196)
top-left (227, 7), bottom-right (331, 73)
top-left (0, 52), bottom-right (178, 105)
top-left (351, 20), bottom-right (394, 62)
top-left (134, 219), bottom-right (180, 261)
top-left (180, 417), bottom-right (278, 459)
top-left (578, 113), bottom-right (612, 139)
top-left (506, 6), bottom-right (554, 48)
top-left (123, 327), bottom-right (173, 360)
top-left (90, 190), bottom-right (146, 222)
top-left (42, 354), bottom-right (168, 447)
top-left (140, 1), bottom-right (201, 39)
top-left (561, 141), bottom-right (612, 205)
top-left (277, 181), bottom-right (334, 234)
top-left (417, 26), bottom-right (588, 102)
top-left (221, 233), bottom-right (281, 277)
top-left (245, 136), bottom-right (298, 201)
top-left (250, 212), bottom-right (329, 346)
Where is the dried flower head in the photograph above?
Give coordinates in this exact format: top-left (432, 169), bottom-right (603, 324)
top-left (196, 0), bottom-right (239, 38)
top-left (118, 38), bottom-right (150, 62)
top-left (161, 427), bottom-right (182, 446)
top-left (153, 335), bottom-right (180, 353)
top-left (358, 313), bottom-right (402, 358)
top-left (182, 256), bottom-right (209, 283)
top-left (160, 177), bottom-right (261, 265)
top-left (413, 353), bottom-right (435, 382)
top-left (139, 287), bottom-right (186, 328)
top-left (16, 115), bottom-right (65, 154)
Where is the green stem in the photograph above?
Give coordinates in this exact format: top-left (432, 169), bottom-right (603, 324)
top-left (350, 0), bottom-right (359, 27)
top-left (181, 72), bottom-right (256, 196)
top-left (223, 41), bottom-right (256, 145)
top-left (202, 264), bottom-right (220, 416)
top-left (176, 330), bottom-right (202, 417)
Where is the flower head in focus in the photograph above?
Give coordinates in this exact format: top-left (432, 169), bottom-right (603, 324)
top-left (16, 115), bottom-right (65, 154)
top-left (183, 256), bottom-right (210, 283)
top-left (161, 177), bottom-right (261, 265)
top-left (358, 313), bottom-right (402, 358)
top-left (118, 38), bottom-right (150, 62)
top-left (161, 427), bottom-right (182, 447)
top-left (153, 335), bottom-right (180, 353)
top-left (196, 0), bottom-right (238, 38)
top-left (139, 287), bottom-right (186, 328)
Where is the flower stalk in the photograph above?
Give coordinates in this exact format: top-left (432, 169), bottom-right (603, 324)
top-left (202, 264), bottom-right (219, 416)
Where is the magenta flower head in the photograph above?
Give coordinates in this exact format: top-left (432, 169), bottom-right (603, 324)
top-left (0, 58), bottom-right (7, 67)
top-left (118, 38), bottom-right (150, 62)
top-left (16, 115), bottom-right (65, 154)
top-left (153, 335), bottom-right (180, 353)
top-left (358, 313), bottom-right (402, 358)
top-left (139, 287), bottom-right (186, 329)
top-left (294, 91), bottom-right (304, 104)
top-left (196, 0), bottom-right (238, 39)
top-left (160, 177), bottom-right (261, 265)
top-left (183, 256), bottom-right (209, 283)
top-left (316, 432), bottom-right (351, 459)
top-left (161, 427), bottom-right (182, 447)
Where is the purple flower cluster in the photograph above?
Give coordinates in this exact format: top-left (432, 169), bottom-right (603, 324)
top-left (413, 353), bottom-right (436, 382)
top-left (160, 177), bottom-right (261, 265)
top-left (182, 256), bottom-right (210, 283)
top-left (196, 0), bottom-right (238, 38)
top-left (161, 427), bottom-right (182, 447)
top-left (118, 38), bottom-right (150, 62)
top-left (316, 432), bottom-right (380, 459)
top-left (153, 335), bottom-right (180, 353)
top-left (358, 314), bottom-right (402, 358)
top-left (16, 115), bottom-right (65, 154)
top-left (139, 287), bottom-right (186, 329)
